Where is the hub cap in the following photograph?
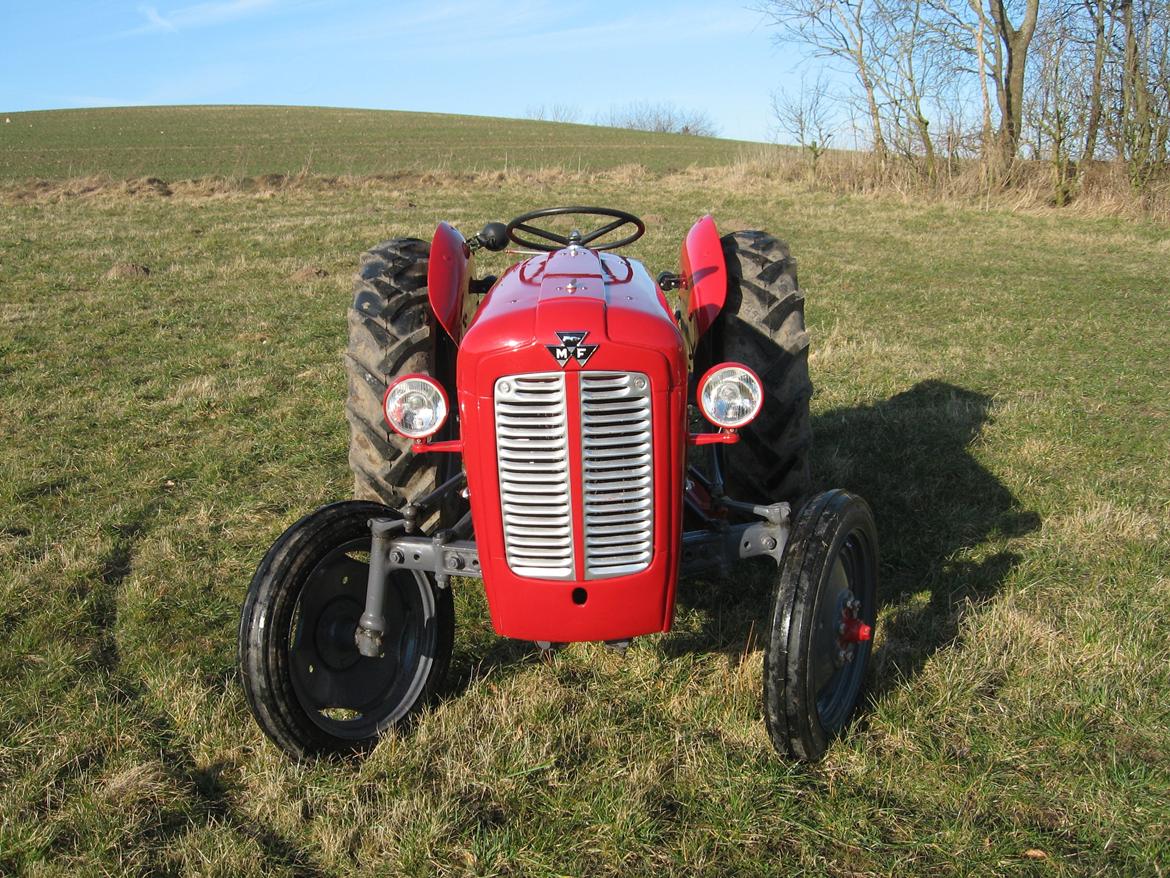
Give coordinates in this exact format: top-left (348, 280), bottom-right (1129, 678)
top-left (287, 539), bottom-right (435, 739)
top-left (810, 532), bottom-right (876, 733)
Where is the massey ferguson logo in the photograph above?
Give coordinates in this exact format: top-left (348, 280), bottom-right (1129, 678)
top-left (547, 330), bottom-right (598, 367)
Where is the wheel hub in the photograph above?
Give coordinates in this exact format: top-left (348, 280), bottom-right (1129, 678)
top-left (834, 591), bottom-right (873, 666)
top-left (314, 598), bottom-right (362, 671)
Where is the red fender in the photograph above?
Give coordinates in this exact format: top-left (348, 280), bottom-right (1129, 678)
top-left (681, 215), bottom-right (727, 338)
top-left (427, 222), bottom-right (472, 342)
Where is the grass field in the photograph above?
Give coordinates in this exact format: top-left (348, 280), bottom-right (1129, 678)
top-left (1, 108), bottom-right (1169, 876)
top-left (0, 106), bottom-right (759, 180)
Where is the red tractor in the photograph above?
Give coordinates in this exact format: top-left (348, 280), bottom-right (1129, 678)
top-left (239, 207), bottom-right (878, 762)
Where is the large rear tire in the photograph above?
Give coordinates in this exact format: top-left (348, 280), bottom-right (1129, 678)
top-left (345, 239), bottom-right (452, 508)
top-left (696, 231), bottom-right (812, 504)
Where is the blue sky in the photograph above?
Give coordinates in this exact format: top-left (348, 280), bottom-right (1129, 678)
top-left (0, 1), bottom-right (796, 141)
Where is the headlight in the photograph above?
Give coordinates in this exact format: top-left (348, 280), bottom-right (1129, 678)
top-left (383, 374), bottom-right (449, 439)
top-left (697, 363), bottom-right (763, 429)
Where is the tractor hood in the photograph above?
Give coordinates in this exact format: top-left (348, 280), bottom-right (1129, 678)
top-left (458, 247), bottom-right (684, 383)
top-left (454, 245), bottom-right (689, 641)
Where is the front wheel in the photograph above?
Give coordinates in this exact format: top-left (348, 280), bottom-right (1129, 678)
top-left (764, 490), bottom-right (878, 760)
top-left (239, 501), bottom-right (454, 759)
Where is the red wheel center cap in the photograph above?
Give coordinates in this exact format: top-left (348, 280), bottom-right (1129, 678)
top-left (840, 617), bottom-right (873, 644)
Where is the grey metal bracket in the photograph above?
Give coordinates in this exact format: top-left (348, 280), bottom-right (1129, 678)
top-left (356, 517), bottom-right (405, 657)
top-left (679, 501), bottom-right (791, 580)
top-left (359, 493), bottom-right (788, 657)
top-left (383, 534), bottom-right (483, 583)
top-left (355, 518), bottom-right (483, 658)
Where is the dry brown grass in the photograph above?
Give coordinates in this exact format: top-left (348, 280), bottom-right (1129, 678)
top-left (5, 152), bottom-right (1167, 224)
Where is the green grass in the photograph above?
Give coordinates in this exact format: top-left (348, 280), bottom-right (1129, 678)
top-left (0, 106), bottom-right (761, 180)
top-left (1, 110), bottom-right (1168, 875)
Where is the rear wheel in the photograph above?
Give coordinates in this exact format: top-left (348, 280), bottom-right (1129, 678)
top-left (345, 239), bottom-right (455, 509)
top-left (239, 501), bottom-right (454, 759)
top-left (695, 231), bottom-right (812, 504)
top-left (764, 490), bottom-right (878, 761)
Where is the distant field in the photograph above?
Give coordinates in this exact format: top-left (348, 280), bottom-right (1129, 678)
top-left (0, 105), bottom-right (763, 180)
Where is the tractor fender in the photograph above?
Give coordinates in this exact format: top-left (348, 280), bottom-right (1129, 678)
top-left (680, 214), bottom-right (727, 340)
top-left (427, 222), bottom-right (473, 343)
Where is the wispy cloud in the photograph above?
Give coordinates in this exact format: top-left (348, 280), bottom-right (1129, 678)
top-left (138, 5), bottom-right (177, 32)
top-left (127, 0), bottom-right (280, 36)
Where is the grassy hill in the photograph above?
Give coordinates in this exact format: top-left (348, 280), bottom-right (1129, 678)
top-left (0, 107), bottom-right (1167, 875)
top-left (0, 105), bottom-right (762, 180)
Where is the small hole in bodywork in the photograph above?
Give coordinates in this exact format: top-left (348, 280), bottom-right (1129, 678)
top-left (571, 587), bottom-right (587, 605)
top-left (413, 552), bottom-right (421, 562)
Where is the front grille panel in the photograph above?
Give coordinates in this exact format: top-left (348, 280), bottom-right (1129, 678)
top-left (494, 373), bottom-right (574, 579)
top-left (579, 372), bottom-right (653, 579)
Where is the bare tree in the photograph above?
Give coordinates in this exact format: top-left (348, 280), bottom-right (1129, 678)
top-left (1026, 15), bottom-right (1085, 201)
top-left (598, 101), bottom-right (719, 136)
top-left (758, 0), bottom-right (892, 157)
top-left (1081, 0), bottom-right (1117, 159)
top-left (772, 76), bottom-right (837, 173)
top-left (524, 103), bottom-right (581, 124)
top-left (1116, 0), bottom-right (1170, 185)
top-left (988, 0), bottom-right (1042, 159)
top-left (875, 0), bottom-right (943, 168)
top-left (760, 0), bottom-right (1170, 195)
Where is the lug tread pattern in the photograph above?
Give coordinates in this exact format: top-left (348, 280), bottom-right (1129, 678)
top-left (699, 230), bottom-right (812, 503)
top-left (344, 239), bottom-right (441, 507)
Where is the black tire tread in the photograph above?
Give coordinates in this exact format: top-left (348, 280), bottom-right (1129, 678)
top-left (764, 490), bottom-right (877, 761)
top-left (705, 230), bottom-right (813, 503)
top-left (238, 501), bottom-right (454, 759)
top-left (344, 239), bottom-right (440, 508)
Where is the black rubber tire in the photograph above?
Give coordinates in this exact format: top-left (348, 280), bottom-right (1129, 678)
top-left (764, 490), bottom-right (878, 761)
top-left (696, 231), bottom-right (812, 504)
top-left (345, 239), bottom-right (448, 508)
top-left (239, 501), bottom-right (454, 759)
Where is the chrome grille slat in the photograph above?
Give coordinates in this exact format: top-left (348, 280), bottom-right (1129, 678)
top-left (581, 371), bottom-right (653, 579)
top-left (495, 370), bottom-right (654, 582)
top-left (495, 373), bottom-right (574, 579)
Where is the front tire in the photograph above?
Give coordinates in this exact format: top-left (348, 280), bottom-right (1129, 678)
top-left (764, 490), bottom-right (878, 761)
top-left (239, 501), bottom-right (454, 759)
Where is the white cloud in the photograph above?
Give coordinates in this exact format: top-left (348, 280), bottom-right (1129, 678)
top-left (128, 0), bottom-right (280, 35)
top-left (138, 5), bottom-right (177, 32)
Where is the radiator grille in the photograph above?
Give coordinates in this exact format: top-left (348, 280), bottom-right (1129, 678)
top-left (494, 373), bottom-right (574, 579)
top-left (579, 372), bottom-right (653, 579)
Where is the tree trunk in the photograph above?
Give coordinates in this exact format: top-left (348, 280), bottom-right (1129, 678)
top-left (1082, 0), bottom-right (1109, 161)
top-left (969, 0), bottom-right (995, 155)
top-left (989, 0), bottom-right (1040, 160)
top-left (859, 67), bottom-right (889, 158)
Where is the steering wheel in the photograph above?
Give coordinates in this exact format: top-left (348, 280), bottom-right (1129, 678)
top-left (505, 206), bottom-right (645, 252)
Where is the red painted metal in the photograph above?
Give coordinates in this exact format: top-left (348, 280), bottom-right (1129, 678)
top-left (681, 215), bottom-right (727, 339)
top-left (427, 222), bottom-right (472, 342)
top-left (688, 431), bottom-right (740, 446)
top-left (456, 246), bottom-right (688, 642)
top-left (411, 439), bottom-right (464, 454)
top-left (841, 618), bottom-right (873, 643)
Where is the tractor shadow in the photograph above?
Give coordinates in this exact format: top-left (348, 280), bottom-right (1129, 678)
top-left (667, 380), bottom-right (1040, 699)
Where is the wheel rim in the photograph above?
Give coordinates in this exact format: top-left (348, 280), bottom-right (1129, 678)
top-left (287, 538), bottom-right (436, 740)
top-left (809, 529), bottom-right (877, 734)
